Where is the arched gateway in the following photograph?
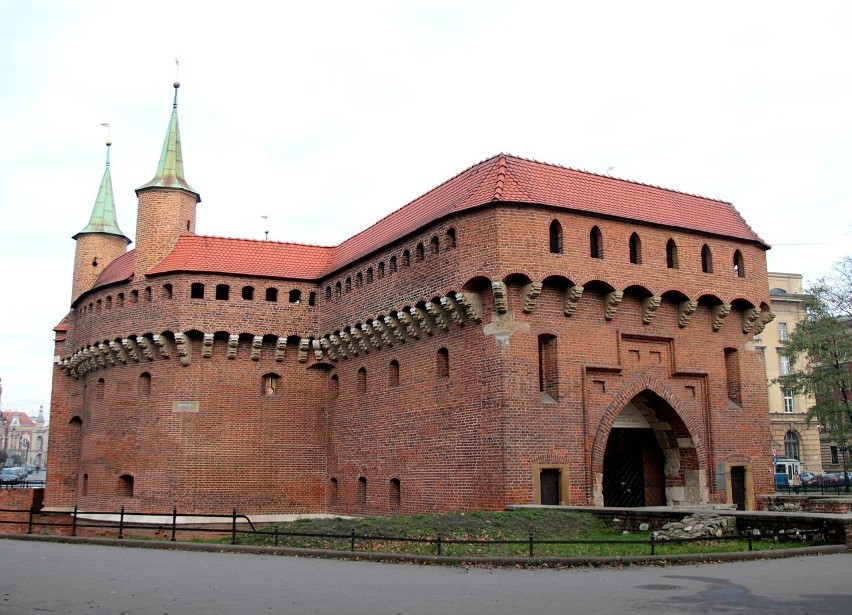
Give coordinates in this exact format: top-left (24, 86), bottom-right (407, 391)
top-left (596, 389), bottom-right (705, 507)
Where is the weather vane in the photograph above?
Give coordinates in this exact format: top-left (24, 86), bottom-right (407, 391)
top-left (261, 215), bottom-right (269, 240)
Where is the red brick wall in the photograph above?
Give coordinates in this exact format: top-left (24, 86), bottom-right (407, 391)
top-left (48, 201), bottom-right (773, 515)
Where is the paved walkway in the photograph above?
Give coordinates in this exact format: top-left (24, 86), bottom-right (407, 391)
top-left (1, 537), bottom-right (850, 614)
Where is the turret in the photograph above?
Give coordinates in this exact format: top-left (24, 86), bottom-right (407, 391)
top-left (133, 81), bottom-right (201, 278)
top-left (71, 141), bottom-right (131, 304)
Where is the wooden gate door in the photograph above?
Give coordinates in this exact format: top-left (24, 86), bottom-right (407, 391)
top-left (731, 466), bottom-right (746, 511)
top-left (540, 469), bottom-right (560, 505)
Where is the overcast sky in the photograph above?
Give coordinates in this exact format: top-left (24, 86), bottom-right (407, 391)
top-left (1, 1), bottom-right (850, 420)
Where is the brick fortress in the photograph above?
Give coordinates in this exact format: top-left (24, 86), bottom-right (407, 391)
top-left (47, 83), bottom-right (776, 516)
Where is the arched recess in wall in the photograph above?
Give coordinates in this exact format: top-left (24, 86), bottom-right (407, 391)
top-left (118, 474), bottom-right (134, 497)
top-left (590, 226), bottom-right (604, 259)
top-left (660, 289), bottom-right (690, 328)
top-left (68, 416), bottom-right (83, 492)
top-left (629, 233), bottom-right (642, 264)
top-left (733, 250), bottom-right (745, 278)
top-left (183, 330), bottom-right (204, 360)
top-left (389, 478), bottom-right (401, 510)
top-left (436, 348), bottom-right (449, 378)
top-left (388, 360), bottom-right (400, 388)
top-left (581, 279), bottom-right (617, 320)
top-left (666, 239), bottom-right (679, 269)
top-left (139, 372), bottom-right (152, 397)
top-left (262, 373), bottom-right (281, 396)
top-left (503, 272), bottom-right (534, 312)
top-left (549, 220), bottom-right (563, 254)
top-left (430, 236), bottom-right (440, 255)
top-left (701, 244), bottom-right (714, 273)
top-left (697, 293), bottom-right (724, 330)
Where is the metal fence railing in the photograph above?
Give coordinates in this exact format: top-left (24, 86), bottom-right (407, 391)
top-left (0, 505), bottom-right (830, 558)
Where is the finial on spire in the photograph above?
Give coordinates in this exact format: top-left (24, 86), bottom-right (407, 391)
top-left (261, 215), bottom-right (269, 240)
top-left (173, 58), bottom-right (180, 107)
top-left (100, 123), bottom-right (112, 165)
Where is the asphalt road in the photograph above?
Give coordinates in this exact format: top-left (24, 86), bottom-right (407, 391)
top-left (0, 539), bottom-right (849, 614)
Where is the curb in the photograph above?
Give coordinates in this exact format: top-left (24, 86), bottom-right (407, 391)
top-left (1, 533), bottom-right (848, 568)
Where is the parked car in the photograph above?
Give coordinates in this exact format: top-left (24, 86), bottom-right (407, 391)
top-left (0, 468), bottom-right (20, 484)
top-left (799, 471), bottom-right (817, 485)
top-left (817, 472), bottom-right (841, 485)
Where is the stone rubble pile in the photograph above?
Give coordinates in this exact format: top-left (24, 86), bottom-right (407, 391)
top-left (652, 513), bottom-right (737, 541)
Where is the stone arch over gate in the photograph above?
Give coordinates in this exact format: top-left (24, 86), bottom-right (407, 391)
top-left (590, 375), bottom-right (708, 507)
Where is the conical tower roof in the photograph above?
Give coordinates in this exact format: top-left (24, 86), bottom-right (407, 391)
top-left (136, 82), bottom-right (198, 196)
top-left (73, 143), bottom-right (131, 242)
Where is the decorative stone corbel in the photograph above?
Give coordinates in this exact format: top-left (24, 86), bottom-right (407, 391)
top-left (641, 296), bottom-right (661, 324)
top-left (320, 337), bottom-right (338, 361)
top-left (109, 341), bottom-right (128, 364)
top-left (372, 319), bottom-right (394, 346)
top-left (339, 330), bottom-right (359, 355)
top-left (521, 282), bottom-right (543, 313)
top-left (397, 311), bottom-right (420, 340)
top-left (712, 304), bottom-right (732, 331)
top-left (122, 338), bottom-right (141, 362)
top-left (425, 301), bottom-right (450, 331)
top-left (98, 343), bottom-right (116, 366)
top-left (410, 306), bottom-right (434, 336)
top-left (455, 291), bottom-right (483, 322)
top-left (603, 291), bottom-right (623, 321)
top-left (312, 339), bottom-right (324, 360)
top-left (153, 335), bottom-right (172, 358)
top-left (753, 310), bottom-right (776, 335)
top-left (137, 337), bottom-right (156, 361)
top-left (384, 314), bottom-right (407, 343)
top-left (742, 307), bottom-right (762, 334)
top-left (275, 337), bottom-right (287, 362)
top-left (251, 335), bottom-right (263, 361)
top-left (440, 295), bottom-right (467, 326)
top-left (491, 281), bottom-right (509, 314)
top-left (329, 334), bottom-right (349, 358)
top-left (202, 333), bottom-right (214, 358)
top-left (563, 285), bottom-right (584, 316)
top-left (298, 338), bottom-right (310, 363)
top-left (88, 346), bottom-right (105, 369)
top-left (174, 332), bottom-right (191, 366)
top-left (349, 327), bottom-right (369, 353)
top-left (227, 335), bottom-right (239, 359)
top-left (677, 300), bottom-right (697, 328)
top-left (361, 322), bottom-right (382, 348)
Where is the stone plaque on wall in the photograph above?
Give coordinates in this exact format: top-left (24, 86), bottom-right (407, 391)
top-left (173, 401), bottom-right (200, 413)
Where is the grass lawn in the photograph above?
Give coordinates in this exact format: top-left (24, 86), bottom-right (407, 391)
top-left (226, 509), bottom-right (812, 558)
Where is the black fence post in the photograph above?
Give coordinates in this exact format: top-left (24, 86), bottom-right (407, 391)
top-left (747, 527), bottom-right (753, 552)
top-left (231, 508), bottom-right (237, 545)
top-left (650, 532), bottom-right (656, 556)
top-left (350, 528), bottom-right (356, 551)
top-left (27, 506), bottom-right (34, 535)
top-left (274, 527), bottom-right (279, 547)
top-left (171, 506), bottom-right (177, 542)
top-left (118, 506), bottom-right (125, 540)
top-left (71, 505), bottom-right (78, 537)
top-left (529, 532), bottom-right (534, 558)
top-left (437, 534), bottom-right (443, 556)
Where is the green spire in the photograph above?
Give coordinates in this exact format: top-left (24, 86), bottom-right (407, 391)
top-left (137, 82), bottom-right (197, 194)
top-left (74, 143), bottom-right (130, 241)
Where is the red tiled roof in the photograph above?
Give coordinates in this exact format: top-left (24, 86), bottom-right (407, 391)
top-left (1, 411), bottom-right (36, 428)
top-left (330, 154), bottom-right (767, 270)
top-left (93, 250), bottom-right (135, 287)
top-left (147, 236), bottom-right (334, 280)
top-left (89, 154), bottom-right (767, 291)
